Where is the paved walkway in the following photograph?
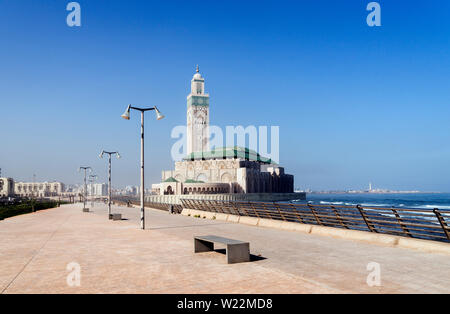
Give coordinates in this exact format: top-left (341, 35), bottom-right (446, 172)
top-left (0, 203), bottom-right (449, 293)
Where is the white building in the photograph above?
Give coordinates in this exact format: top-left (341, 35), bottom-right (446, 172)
top-left (0, 178), bottom-right (15, 197)
top-left (14, 181), bottom-right (65, 198)
top-left (87, 183), bottom-right (108, 197)
top-left (125, 185), bottom-right (139, 196)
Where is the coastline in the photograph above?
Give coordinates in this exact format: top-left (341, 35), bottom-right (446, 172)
top-left (296, 192), bottom-right (450, 210)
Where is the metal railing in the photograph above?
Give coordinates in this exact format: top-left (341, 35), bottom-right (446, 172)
top-left (112, 197), bottom-right (183, 214)
top-left (181, 199), bottom-right (450, 243)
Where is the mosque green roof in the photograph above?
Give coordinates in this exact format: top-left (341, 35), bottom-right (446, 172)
top-left (163, 177), bottom-right (178, 183)
top-left (184, 179), bottom-right (205, 183)
top-left (183, 146), bottom-right (274, 164)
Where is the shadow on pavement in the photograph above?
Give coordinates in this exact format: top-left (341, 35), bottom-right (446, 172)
top-left (214, 249), bottom-right (267, 262)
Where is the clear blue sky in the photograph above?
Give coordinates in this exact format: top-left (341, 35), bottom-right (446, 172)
top-left (1, 0), bottom-right (449, 191)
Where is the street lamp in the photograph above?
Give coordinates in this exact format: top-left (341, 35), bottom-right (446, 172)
top-left (99, 150), bottom-right (121, 219)
top-left (88, 174), bottom-right (98, 209)
top-left (121, 104), bottom-right (164, 229)
top-left (78, 166), bottom-right (92, 212)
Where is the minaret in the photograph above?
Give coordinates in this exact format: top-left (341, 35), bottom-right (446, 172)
top-left (187, 66), bottom-right (210, 155)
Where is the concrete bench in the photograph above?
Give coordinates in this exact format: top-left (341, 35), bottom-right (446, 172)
top-left (194, 235), bottom-right (250, 264)
top-left (82, 208), bottom-right (90, 213)
top-left (109, 213), bottom-right (122, 221)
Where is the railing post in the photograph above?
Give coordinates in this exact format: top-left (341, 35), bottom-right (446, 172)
top-left (220, 200), bottom-right (229, 214)
top-left (250, 202), bottom-right (260, 218)
top-left (357, 205), bottom-right (377, 233)
top-left (290, 203), bottom-right (304, 224)
top-left (221, 200), bottom-right (231, 214)
top-left (331, 206), bottom-right (347, 229)
top-left (221, 200), bottom-right (229, 214)
top-left (433, 208), bottom-right (450, 240)
top-left (261, 202), bottom-right (273, 220)
top-left (210, 200), bottom-right (216, 213)
top-left (307, 204), bottom-right (323, 226)
top-left (208, 200), bottom-right (214, 212)
top-left (231, 201), bottom-right (242, 216)
top-left (201, 200), bottom-right (208, 212)
top-left (202, 200), bottom-right (208, 212)
top-left (392, 207), bottom-right (412, 237)
top-left (240, 202), bottom-right (250, 217)
top-left (273, 202), bottom-right (286, 221)
top-left (214, 200), bottom-right (220, 213)
top-left (198, 199), bottom-right (203, 211)
top-left (208, 200), bottom-right (215, 213)
top-left (201, 200), bottom-right (206, 212)
top-left (215, 200), bottom-right (220, 213)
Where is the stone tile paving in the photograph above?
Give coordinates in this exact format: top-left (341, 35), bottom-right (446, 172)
top-left (0, 203), bottom-right (449, 293)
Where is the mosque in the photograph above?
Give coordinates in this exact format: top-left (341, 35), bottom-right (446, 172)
top-left (152, 68), bottom-right (297, 199)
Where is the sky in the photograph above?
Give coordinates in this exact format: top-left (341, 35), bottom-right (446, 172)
top-left (0, 0), bottom-right (449, 192)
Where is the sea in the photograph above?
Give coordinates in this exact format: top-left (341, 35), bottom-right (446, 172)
top-left (293, 193), bottom-right (450, 210)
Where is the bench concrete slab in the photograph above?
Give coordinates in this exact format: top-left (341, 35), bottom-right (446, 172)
top-left (82, 208), bottom-right (90, 213)
top-left (194, 235), bottom-right (250, 264)
top-left (109, 213), bottom-right (122, 221)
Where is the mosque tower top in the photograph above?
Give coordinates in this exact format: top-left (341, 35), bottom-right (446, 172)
top-left (191, 65), bottom-right (205, 95)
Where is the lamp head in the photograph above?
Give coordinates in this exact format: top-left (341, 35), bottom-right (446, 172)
top-left (78, 166), bottom-right (92, 173)
top-left (154, 107), bottom-right (165, 120)
top-left (116, 152), bottom-right (121, 159)
top-left (99, 151), bottom-right (104, 159)
top-left (121, 105), bottom-right (131, 120)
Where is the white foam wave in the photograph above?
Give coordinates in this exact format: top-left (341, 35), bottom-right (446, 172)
top-left (360, 203), bottom-right (390, 207)
top-left (417, 205), bottom-right (450, 210)
top-left (319, 201), bottom-right (345, 205)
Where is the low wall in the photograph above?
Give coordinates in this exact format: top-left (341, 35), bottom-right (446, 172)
top-left (145, 192), bottom-right (305, 205)
top-left (181, 208), bottom-right (450, 256)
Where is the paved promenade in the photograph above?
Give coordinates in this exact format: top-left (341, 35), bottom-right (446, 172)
top-left (0, 203), bottom-right (449, 294)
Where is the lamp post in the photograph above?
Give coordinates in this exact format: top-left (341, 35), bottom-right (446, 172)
top-left (78, 166), bottom-right (92, 212)
top-left (99, 150), bottom-right (121, 219)
top-left (121, 104), bottom-right (164, 230)
top-left (88, 174), bottom-right (98, 209)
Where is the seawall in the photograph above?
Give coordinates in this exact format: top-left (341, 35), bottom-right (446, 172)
top-left (181, 208), bottom-right (450, 256)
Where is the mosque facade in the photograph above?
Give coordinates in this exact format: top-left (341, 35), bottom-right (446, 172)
top-left (154, 68), bottom-right (295, 197)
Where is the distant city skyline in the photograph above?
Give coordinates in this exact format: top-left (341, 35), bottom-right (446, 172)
top-left (1, 1), bottom-right (450, 192)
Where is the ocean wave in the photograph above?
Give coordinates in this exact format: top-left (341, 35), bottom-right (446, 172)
top-left (417, 205), bottom-right (450, 210)
top-left (319, 201), bottom-right (344, 205)
top-left (360, 203), bottom-right (390, 207)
